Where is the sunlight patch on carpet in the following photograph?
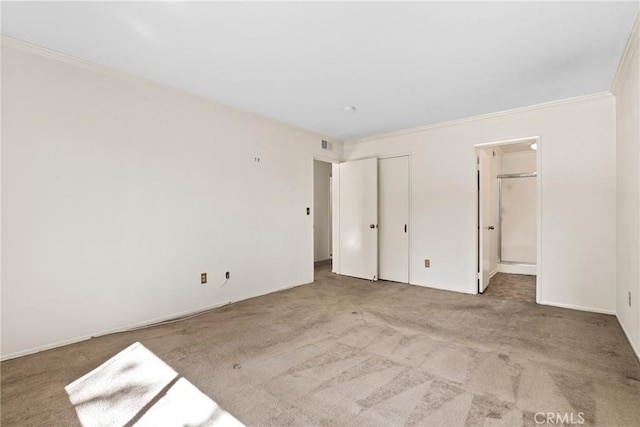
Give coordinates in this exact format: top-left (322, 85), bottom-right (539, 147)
top-left (65, 342), bottom-right (243, 426)
top-left (135, 377), bottom-right (243, 426)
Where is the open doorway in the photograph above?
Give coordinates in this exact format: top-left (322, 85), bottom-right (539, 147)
top-left (313, 159), bottom-right (333, 279)
top-left (475, 138), bottom-right (540, 303)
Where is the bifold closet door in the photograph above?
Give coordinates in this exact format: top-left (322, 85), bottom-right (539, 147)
top-left (379, 156), bottom-right (409, 283)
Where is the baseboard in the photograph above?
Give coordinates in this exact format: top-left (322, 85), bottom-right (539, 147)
top-left (538, 300), bottom-right (616, 315)
top-left (411, 281), bottom-right (477, 295)
top-left (2, 333), bottom-right (114, 362)
top-left (1, 281), bottom-right (308, 361)
top-left (497, 263), bottom-right (536, 275)
top-left (615, 314), bottom-right (640, 362)
top-left (489, 268), bottom-right (498, 279)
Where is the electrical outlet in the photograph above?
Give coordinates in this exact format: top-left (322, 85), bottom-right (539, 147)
top-left (629, 291), bottom-right (632, 307)
top-left (424, 259), bottom-right (430, 268)
top-left (201, 273), bottom-right (207, 284)
top-left (226, 271), bottom-right (230, 280)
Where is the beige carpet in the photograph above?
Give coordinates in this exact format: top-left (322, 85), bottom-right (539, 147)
top-left (2, 263), bottom-right (639, 426)
top-left (483, 273), bottom-right (536, 303)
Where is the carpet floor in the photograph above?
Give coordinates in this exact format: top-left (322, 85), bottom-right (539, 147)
top-left (2, 264), bottom-right (639, 426)
top-left (483, 273), bottom-right (536, 303)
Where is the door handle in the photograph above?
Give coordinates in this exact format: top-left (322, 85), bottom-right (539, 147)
top-left (488, 226), bottom-right (495, 230)
top-left (370, 224), bottom-right (376, 229)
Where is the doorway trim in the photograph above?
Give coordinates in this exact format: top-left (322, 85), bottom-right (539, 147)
top-left (473, 136), bottom-right (542, 303)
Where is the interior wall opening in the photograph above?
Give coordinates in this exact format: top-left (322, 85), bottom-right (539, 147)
top-left (314, 159), bottom-right (333, 279)
top-left (475, 138), bottom-right (540, 303)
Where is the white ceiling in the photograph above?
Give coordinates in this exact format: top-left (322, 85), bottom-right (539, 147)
top-left (1, 2), bottom-right (638, 141)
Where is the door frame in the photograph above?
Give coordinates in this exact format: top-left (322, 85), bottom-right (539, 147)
top-left (473, 136), bottom-right (542, 303)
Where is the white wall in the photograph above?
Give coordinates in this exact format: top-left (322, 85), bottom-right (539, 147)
top-left (613, 16), bottom-right (640, 358)
top-left (314, 160), bottom-right (332, 262)
top-left (0, 39), bottom-right (343, 359)
top-left (500, 151), bottom-right (537, 264)
top-left (345, 94), bottom-right (617, 314)
top-left (501, 151), bottom-right (536, 174)
top-left (500, 176), bottom-right (536, 264)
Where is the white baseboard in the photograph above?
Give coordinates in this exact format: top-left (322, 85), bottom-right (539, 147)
top-left (1, 281), bottom-right (307, 361)
top-left (615, 314), bottom-right (640, 362)
top-left (489, 268), bottom-right (498, 279)
top-left (538, 300), bottom-right (616, 315)
top-left (410, 281), bottom-right (477, 295)
top-left (497, 263), bottom-right (536, 275)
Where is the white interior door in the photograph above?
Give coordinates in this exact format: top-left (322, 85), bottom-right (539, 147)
top-left (338, 158), bottom-right (378, 280)
top-left (379, 156), bottom-right (409, 283)
top-left (478, 151), bottom-right (492, 292)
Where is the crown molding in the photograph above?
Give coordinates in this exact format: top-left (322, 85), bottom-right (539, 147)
top-left (0, 33), bottom-right (618, 148)
top-left (345, 92), bottom-right (612, 145)
top-left (611, 12), bottom-right (640, 93)
top-left (0, 34), bottom-right (343, 147)
top-left (1, 34), bottom-right (101, 71)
